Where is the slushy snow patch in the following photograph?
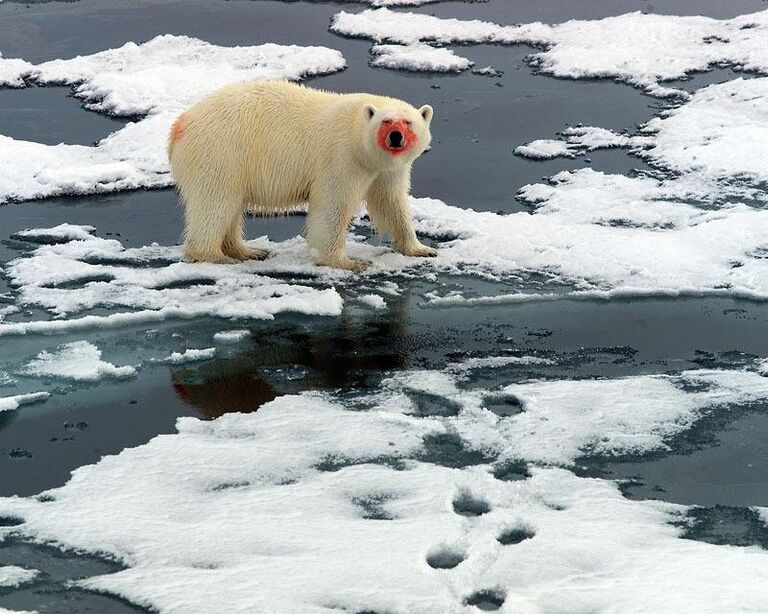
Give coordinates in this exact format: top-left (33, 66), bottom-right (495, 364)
top-left (331, 8), bottom-right (768, 96)
top-left (0, 392), bottom-right (50, 413)
top-left (0, 566), bottom-right (39, 588)
top-left (165, 348), bottom-right (216, 364)
top-left (2, 363), bottom-right (768, 613)
top-left (13, 223), bottom-right (97, 243)
top-left (514, 139), bottom-right (574, 160)
top-left (22, 341), bottom-right (136, 381)
top-left (0, 226), bottom-right (344, 336)
top-left (213, 330), bottom-right (252, 344)
top-left (371, 43), bottom-right (472, 72)
top-left (356, 293), bottom-right (387, 309)
top-left (0, 35), bottom-right (345, 204)
top-left (515, 127), bottom-right (653, 160)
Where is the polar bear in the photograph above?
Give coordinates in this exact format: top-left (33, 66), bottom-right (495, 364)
top-left (168, 80), bottom-right (436, 271)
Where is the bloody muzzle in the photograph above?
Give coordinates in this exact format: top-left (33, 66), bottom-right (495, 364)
top-left (377, 119), bottom-right (417, 155)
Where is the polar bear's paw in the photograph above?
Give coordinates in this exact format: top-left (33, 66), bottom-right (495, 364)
top-left (318, 256), bottom-right (371, 272)
top-left (400, 243), bottom-right (438, 258)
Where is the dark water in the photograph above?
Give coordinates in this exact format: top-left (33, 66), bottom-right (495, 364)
top-left (1, 0), bottom-right (768, 611)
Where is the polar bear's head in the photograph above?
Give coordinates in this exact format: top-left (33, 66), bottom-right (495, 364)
top-left (361, 100), bottom-right (433, 166)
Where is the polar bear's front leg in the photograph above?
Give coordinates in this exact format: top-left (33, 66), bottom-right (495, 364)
top-left (366, 170), bottom-right (437, 258)
top-left (307, 181), bottom-right (371, 271)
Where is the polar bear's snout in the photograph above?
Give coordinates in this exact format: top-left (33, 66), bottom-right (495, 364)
top-left (377, 119), bottom-right (416, 155)
top-left (388, 130), bottom-right (404, 148)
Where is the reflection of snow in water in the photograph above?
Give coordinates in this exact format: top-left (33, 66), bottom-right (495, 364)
top-left (2, 360), bottom-right (768, 613)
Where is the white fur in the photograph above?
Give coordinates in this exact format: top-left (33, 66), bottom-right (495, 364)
top-left (168, 80), bottom-right (435, 270)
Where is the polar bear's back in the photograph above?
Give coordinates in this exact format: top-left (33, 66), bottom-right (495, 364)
top-left (168, 80), bottom-right (395, 209)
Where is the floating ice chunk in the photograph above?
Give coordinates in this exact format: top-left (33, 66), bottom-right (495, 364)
top-left (13, 223), bottom-right (97, 243)
top-left (472, 65), bottom-right (503, 78)
top-left (0, 392), bottom-right (50, 413)
top-left (0, 566), bottom-right (39, 588)
top-left (562, 125), bottom-right (654, 151)
top-left (331, 8), bottom-right (515, 45)
top-left (643, 77), bottom-right (768, 183)
top-left (164, 348), bottom-right (216, 364)
top-left (514, 139), bottom-right (574, 160)
top-left (448, 355), bottom-right (555, 371)
top-left (213, 330), bottom-right (252, 344)
top-left (0, 35), bottom-right (346, 204)
top-left (0, 52), bottom-right (32, 88)
top-left (332, 8), bottom-right (768, 95)
top-left (0, 230), bottom-right (344, 336)
top-left (2, 372), bottom-right (768, 613)
top-left (491, 369), bottom-right (768, 464)
top-left (22, 341), bottom-right (136, 382)
top-left (370, 43), bottom-right (472, 72)
top-left (356, 293), bottom-right (387, 309)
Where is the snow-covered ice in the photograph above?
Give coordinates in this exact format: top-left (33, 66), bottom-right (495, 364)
top-left (164, 348), bottom-right (216, 364)
top-left (0, 392), bottom-right (50, 413)
top-left (514, 139), bottom-right (574, 160)
top-left (2, 361), bottom-right (768, 613)
top-left (0, 566), bottom-right (39, 589)
top-left (356, 293), bottom-right (387, 309)
top-left (332, 8), bottom-right (768, 96)
top-left (0, 35), bottom-right (345, 204)
top-left (21, 341), bottom-right (136, 381)
top-left (0, 225), bottom-right (344, 336)
top-left (371, 43), bottom-right (472, 72)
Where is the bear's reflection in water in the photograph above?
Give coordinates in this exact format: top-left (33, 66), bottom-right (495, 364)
top-left (171, 291), bottom-right (413, 419)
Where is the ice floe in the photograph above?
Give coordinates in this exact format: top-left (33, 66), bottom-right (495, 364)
top-left (371, 43), bottom-right (472, 72)
top-left (164, 348), bottom-right (216, 365)
top-left (0, 566), bottom-right (38, 589)
top-left (0, 225), bottom-right (344, 336)
top-left (5, 164), bottom-right (768, 338)
top-left (2, 361), bottom-right (768, 613)
top-left (355, 293), bottom-right (387, 309)
top-left (514, 139), bottom-right (574, 160)
top-left (22, 341), bottom-right (136, 381)
top-left (0, 35), bottom-right (345, 204)
top-left (0, 392), bottom-right (50, 413)
top-left (331, 8), bottom-right (768, 96)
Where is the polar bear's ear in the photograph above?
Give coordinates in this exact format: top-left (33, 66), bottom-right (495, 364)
top-left (419, 105), bottom-right (434, 124)
top-left (363, 104), bottom-right (377, 121)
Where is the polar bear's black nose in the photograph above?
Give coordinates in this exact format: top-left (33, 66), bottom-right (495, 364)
top-left (388, 131), bottom-right (404, 148)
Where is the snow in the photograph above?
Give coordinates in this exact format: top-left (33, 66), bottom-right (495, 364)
top-left (22, 341), bottom-right (136, 381)
top-left (331, 8), bottom-right (768, 96)
top-left (213, 330), bottom-right (252, 344)
top-left (0, 227), bottom-right (344, 337)
top-left (2, 362), bottom-right (768, 613)
top-left (13, 223), bottom-right (97, 242)
top-left (356, 293), bottom-right (387, 309)
top-left (0, 392), bottom-right (50, 413)
top-left (642, 77), bottom-right (768, 184)
top-left (0, 566), bottom-right (38, 589)
top-left (371, 43), bottom-right (472, 72)
top-left (0, 35), bottom-right (345, 204)
top-left (165, 348), bottom-right (216, 364)
top-left (514, 139), bottom-right (573, 160)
